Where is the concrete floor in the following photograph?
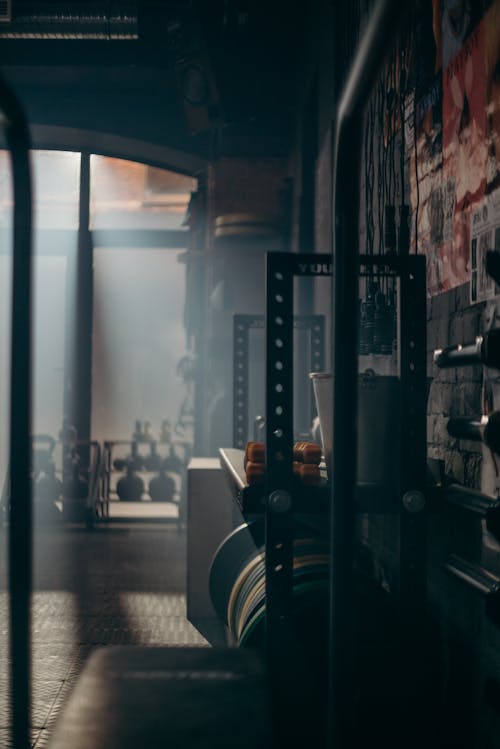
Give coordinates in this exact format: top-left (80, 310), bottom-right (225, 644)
top-left (0, 522), bottom-right (207, 748)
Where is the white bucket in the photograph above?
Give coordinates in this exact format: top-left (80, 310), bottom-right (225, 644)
top-left (310, 370), bottom-right (401, 486)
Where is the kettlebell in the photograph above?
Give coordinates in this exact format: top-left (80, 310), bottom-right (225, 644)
top-left (143, 441), bottom-right (161, 472)
top-left (159, 419), bottom-right (171, 444)
top-left (36, 464), bottom-right (62, 504)
top-left (149, 470), bottom-right (176, 502)
top-left (143, 421), bottom-right (154, 443)
top-left (35, 465), bottom-right (63, 524)
top-left (130, 441), bottom-right (144, 472)
top-left (163, 446), bottom-right (183, 475)
top-left (117, 462), bottom-right (145, 501)
top-left (132, 419), bottom-right (145, 443)
top-left (33, 448), bottom-right (52, 475)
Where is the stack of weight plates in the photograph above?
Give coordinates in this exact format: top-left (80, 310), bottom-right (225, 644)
top-left (209, 520), bottom-right (329, 648)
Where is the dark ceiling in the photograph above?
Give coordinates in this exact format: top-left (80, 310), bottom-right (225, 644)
top-left (0, 1), bottom-right (302, 170)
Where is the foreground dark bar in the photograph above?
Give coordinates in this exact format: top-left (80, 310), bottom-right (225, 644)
top-left (330, 1), bottom-right (413, 746)
top-left (0, 73), bottom-right (33, 749)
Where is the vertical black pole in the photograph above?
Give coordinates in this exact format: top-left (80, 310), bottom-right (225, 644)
top-left (329, 3), bottom-right (411, 746)
top-left (193, 288), bottom-right (206, 456)
top-left (191, 180), bottom-right (208, 457)
top-left (63, 245), bottom-right (76, 436)
top-left (398, 255), bottom-right (428, 745)
top-left (265, 253), bottom-right (294, 747)
top-left (329, 114), bottom-right (361, 749)
top-left (2, 75), bottom-right (33, 749)
top-left (69, 153), bottom-right (93, 447)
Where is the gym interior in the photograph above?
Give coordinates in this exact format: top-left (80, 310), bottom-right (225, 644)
top-left (1, 1), bottom-right (500, 747)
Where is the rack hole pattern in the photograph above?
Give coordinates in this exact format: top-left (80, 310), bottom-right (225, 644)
top-left (264, 253), bottom-right (331, 663)
top-left (232, 313), bottom-right (325, 450)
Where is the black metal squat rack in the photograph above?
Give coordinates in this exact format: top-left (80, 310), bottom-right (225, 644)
top-left (221, 248), bottom-right (427, 745)
top-left (261, 251), bottom-right (427, 741)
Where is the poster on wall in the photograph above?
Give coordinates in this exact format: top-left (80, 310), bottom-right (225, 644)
top-left (468, 0), bottom-right (500, 304)
top-left (484, 0), bottom-right (500, 194)
top-left (470, 188), bottom-right (500, 303)
top-left (442, 18), bottom-right (488, 291)
top-left (440, 0), bottom-right (493, 69)
top-left (399, 1), bottom-right (497, 297)
top-left (442, 0), bottom-right (472, 69)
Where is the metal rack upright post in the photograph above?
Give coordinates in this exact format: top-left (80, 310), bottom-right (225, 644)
top-left (263, 251), bottom-right (427, 744)
top-left (264, 253), bottom-right (333, 746)
top-left (264, 253), bottom-right (332, 678)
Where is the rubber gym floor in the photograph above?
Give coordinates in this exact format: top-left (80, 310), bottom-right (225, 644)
top-left (0, 522), bottom-right (207, 748)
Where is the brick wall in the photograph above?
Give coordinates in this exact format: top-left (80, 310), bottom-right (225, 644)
top-left (427, 284), bottom-right (484, 487)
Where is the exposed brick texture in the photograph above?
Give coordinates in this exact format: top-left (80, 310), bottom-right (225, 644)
top-left (427, 285), bottom-right (485, 487)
